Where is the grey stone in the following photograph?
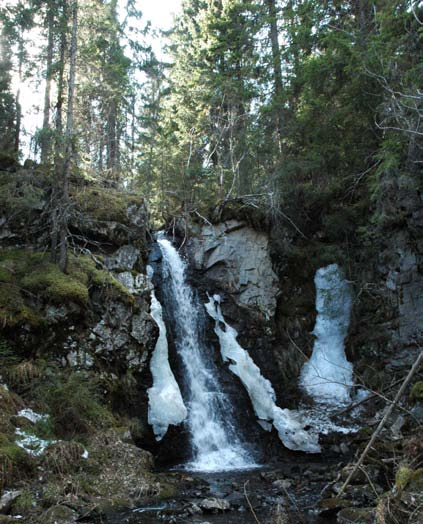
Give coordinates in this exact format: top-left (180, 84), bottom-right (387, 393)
top-left (116, 271), bottom-right (152, 295)
top-left (46, 305), bottom-right (68, 322)
top-left (131, 312), bottom-right (151, 344)
top-left (189, 220), bottom-right (279, 318)
top-left (199, 498), bottom-right (230, 512)
top-left (126, 348), bottom-right (147, 370)
top-left (337, 507), bottom-right (376, 524)
top-left (398, 279), bottom-right (423, 341)
top-left (411, 403), bottom-right (423, 421)
top-left (105, 245), bottom-right (140, 271)
top-left (272, 479), bottom-right (292, 491)
top-left (340, 442), bottom-right (350, 454)
top-left (187, 503), bottom-right (203, 515)
top-left (391, 415), bottom-right (406, 436)
top-left (127, 204), bottom-right (147, 228)
top-left (0, 491), bottom-right (21, 514)
top-left (39, 505), bottom-right (78, 524)
top-left (66, 349), bottom-right (94, 369)
top-left (116, 271), bottom-right (135, 291)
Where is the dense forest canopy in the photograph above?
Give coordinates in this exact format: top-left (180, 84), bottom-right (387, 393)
top-left (0, 0), bottom-right (422, 234)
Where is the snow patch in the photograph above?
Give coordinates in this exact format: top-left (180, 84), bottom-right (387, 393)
top-left (15, 429), bottom-right (56, 456)
top-left (205, 295), bottom-right (321, 454)
top-left (147, 291), bottom-right (187, 440)
top-left (17, 409), bottom-right (49, 424)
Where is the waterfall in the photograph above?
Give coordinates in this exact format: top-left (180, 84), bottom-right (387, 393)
top-left (157, 236), bottom-right (255, 472)
top-left (300, 264), bottom-right (353, 404)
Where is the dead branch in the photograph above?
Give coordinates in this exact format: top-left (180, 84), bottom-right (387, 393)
top-left (243, 481), bottom-right (261, 524)
top-left (336, 350), bottom-right (423, 499)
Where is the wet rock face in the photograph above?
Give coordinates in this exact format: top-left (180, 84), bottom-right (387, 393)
top-left (188, 220), bottom-right (279, 319)
top-left (380, 232), bottom-right (423, 344)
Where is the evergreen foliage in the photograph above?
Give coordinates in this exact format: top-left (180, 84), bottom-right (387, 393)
top-left (0, 0), bottom-right (421, 241)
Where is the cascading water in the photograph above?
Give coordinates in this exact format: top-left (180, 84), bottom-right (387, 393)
top-left (157, 236), bottom-right (255, 472)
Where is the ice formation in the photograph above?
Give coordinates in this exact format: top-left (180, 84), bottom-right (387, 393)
top-left (147, 291), bottom-right (187, 441)
top-left (300, 263), bottom-right (353, 404)
top-left (205, 296), bottom-right (321, 453)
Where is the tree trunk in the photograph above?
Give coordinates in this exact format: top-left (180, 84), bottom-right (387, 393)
top-left (59, 0), bottom-right (78, 273)
top-left (41, 6), bottom-right (54, 164)
top-left (51, 4), bottom-right (67, 264)
top-left (265, 0), bottom-right (284, 146)
top-left (14, 37), bottom-right (23, 155)
top-left (106, 101), bottom-right (117, 175)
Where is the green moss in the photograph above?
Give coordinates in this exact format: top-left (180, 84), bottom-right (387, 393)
top-left (11, 490), bottom-right (35, 512)
top-left (0, 267), bottom-right (13, 283)
top-left (1, 442), bottom-right (27, 463)
top-left (0, 434), bottom-right (12, 448)
top-left (157, 481), bottom-right (177, 499)
top-left (285, 240), bottom-right (344, 279)
top-left (69, 255), bottom-right (134, 302)
top-left (0, 437), bottom-right (32, 491)
top-left (0, 337), bottom-right (19, 368)
top-left (22, 263), bottom-right (89, 304)
top-left (0, 171), bottom-right (45, 219)
top-left (72, 185), bottom-right (142, 223)
top-left (410, 468), bottom-right (423, 489)
top-left (395, 467), bottom-right (412, 491)
top-left (410, 381), bottom-right (423, 402)
top-left (0, 248), bottom-right (134, 329)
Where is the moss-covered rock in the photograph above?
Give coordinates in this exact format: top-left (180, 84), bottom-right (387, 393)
top-left (22, 263), bottom-right (89, 305)
top-left (0, 248), bottom-right (136, 332)
top-left (39, 371), bottom-right (116, 437)
top-left (72, 185), bottom-right (142, 224)
top-left (38, 504), bottom-right (77, 524)
top-left (395, 466), bottom-right (413, 491)
top-left (395, 466), bottom-right (423, 492)
top-left (410, 381), bottom-right (423, 402)
top-left (0, 435), bottom-right (33, 493)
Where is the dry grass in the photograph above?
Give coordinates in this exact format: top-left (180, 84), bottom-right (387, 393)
top-left (43, 441), bottom-right (85, 475)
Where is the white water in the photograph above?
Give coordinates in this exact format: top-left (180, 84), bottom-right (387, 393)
top-left (157, 237), bottom-right (255, 472)
top-left (300, 264), bottom-right (353, 404)
top-left (206, 295), bottom-right (321, 453)
top-left (147, 291), bottom-right (187, 441)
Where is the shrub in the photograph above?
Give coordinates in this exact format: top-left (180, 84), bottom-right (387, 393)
top-left (43, 441), bottom-right (85, 475)
top-left (0, 436), bottom-right (34, 493)
top-left (42, 372), bottom-right (115, 437)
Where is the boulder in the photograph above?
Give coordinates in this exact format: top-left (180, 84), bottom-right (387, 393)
top-left (188, 220), bottom-right (279, 319)
top-left (337, 507), bottom-right (376, 524)
top-left (105, 245), bottom-right (140, 272)
top-left (0, 491), bottom-right (21, 514)
top-left (199, 497), bottom-right (230, 512)
top-left (38, 505), bottom-right (78, 524)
